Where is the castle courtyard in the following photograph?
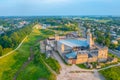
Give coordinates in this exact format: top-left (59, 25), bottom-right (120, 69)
top-left (52, 51), bottom-right (105, 80)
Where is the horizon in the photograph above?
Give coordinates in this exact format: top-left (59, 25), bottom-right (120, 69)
top-left (0, 0), bottom-right (120, 16)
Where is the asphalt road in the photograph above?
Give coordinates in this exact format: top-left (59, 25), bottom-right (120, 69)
top-left (109, 49), bottom-right (120, 57)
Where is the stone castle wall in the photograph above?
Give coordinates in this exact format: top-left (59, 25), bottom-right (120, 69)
top-left (88, 56), bottom-right (97, 63)
top-left (98, 47), bottom-right (108, 62)
top-left (76, 53), bottom-right (88, 64)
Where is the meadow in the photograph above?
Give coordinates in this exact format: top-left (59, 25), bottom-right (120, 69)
top-left (0, 25), bottom-right (58, 80)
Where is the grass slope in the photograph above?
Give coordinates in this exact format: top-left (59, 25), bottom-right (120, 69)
top-left (41, 54), bottom-right (61, 74)
top-left (0, 25), bottom-right (57, 80)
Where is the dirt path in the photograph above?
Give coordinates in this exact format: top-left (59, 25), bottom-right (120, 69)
top-left (52, 51), bottom-right (105, 80)
top-left (13, 47), bottom-right (34, 80)
top-left (13, 39), bottom-right (57, 80)
top-left (0, 36), bottom-right (28, 59)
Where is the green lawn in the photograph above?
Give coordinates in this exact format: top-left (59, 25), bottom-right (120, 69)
top-left (99, 66), bottom-right (120, 80)
top-left (0, 25), bottom-right (58, 80)
top-left (99, 53), bottom-right (120, 80)
top-left (17, 57), bottom-right (56, 80)
top-left (76, 64), bottom-right (88, 69)
top-left (0, 37), bottom-right (31, 80)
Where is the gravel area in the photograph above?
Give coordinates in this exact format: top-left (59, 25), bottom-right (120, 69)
top-left (52, 51), bottom-right (105, 80)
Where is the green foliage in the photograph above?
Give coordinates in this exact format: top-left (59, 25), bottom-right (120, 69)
top-left (18, 57), bottom-right (56, 80)
top-left (109, 44), bottom-right (118, 49)
top-left (0, 25), bottom-right (57, 80)
top-left (40, 29), bottom-right (55, 36)
top-left (16, 27), bottom-right (57, 80)
top-left (0, 45), bottom-right (3, 56)
top-left (108, 53), bottom-right (120, 62)
top-left (76, 64), bottom-right (89, 69)
top-left (2, 48), bottom-right (12, 55)
top-left (49, 26), bottom-right (75, 31)
top-left (0, 24), bottom-right (34, 56)
top-left (100, 66), bottom-right (120, 80)
top-left (105, 38), bottom-right (111, 47)
top-left (49, 23), bottom-right (78, 32)
top-left (95, 30), bottom-right (111, 47)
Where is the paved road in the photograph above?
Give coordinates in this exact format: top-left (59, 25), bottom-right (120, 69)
top-left (0, 36), bottom-right (28, 59)
top-left (109, 49), bottom-right (120, 57)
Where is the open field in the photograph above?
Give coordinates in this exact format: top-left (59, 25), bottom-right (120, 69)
top-left (0, 24), bottom-right (58, 80)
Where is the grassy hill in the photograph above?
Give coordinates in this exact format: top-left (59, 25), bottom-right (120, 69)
top-left (0, 24), bottom-right (59, 80)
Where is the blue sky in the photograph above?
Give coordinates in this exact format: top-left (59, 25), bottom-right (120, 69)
top-left (0, 0), bottom-right (120, 16)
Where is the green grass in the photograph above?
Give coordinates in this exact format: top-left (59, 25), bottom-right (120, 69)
top-left (99, 66), bottom-right (120, 80)
top-left (41, 54), bottom-right (61, 74)
top-left (76, 64), bottom-right (88, 69)
top-left (17, 57), bottom-right (56, 80)
top-left (99, 53), bottom-right (120, 80)
top-left (17, 37), bottom-right (57, 80)
top-left (2, 48), bottom-right (13, 55)
top-left (0, 25), bottom-right (57, 80)
top-left (96, 19), bottom-right (111, 23)
top-left (0, 37), bottom-right (31, 80)
top-left (40, 29), bottom-right (55, 36)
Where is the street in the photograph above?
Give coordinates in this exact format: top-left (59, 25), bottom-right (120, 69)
top-left (109, 49), bottom-right (120, 57)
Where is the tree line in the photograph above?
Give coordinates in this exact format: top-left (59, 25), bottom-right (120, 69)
top-left (94, 30), bottom-right (119, 49)
top-left (0, 23), bottom-right (34, 56)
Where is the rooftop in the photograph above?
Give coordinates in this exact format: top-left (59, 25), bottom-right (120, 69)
top-left (65, 51), bottom-right (77, 59)
top-left (58, 39), bottom-right (89, 48)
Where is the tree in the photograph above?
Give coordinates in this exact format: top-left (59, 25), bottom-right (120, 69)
top-left (10, 32), bottom-right (20, 45)
top-left (105, 38), bottom-right (110, 47)
top-left (1, 35), bottom-right (9, 48)
top-left (0, 45), bottom-right (3, 56)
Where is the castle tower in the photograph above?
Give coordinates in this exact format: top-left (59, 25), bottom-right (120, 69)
top-left (55, 34), bottom-right (60, 41)
top-left (87, 29), bottom-right (94, 48)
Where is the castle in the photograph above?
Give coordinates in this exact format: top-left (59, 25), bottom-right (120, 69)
top-left (56, 30), bottom-right (108, 64)
top-left (41, 28), bottom-right (108, 64)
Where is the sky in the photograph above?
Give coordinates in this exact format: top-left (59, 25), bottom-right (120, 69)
top-left (0, 0), bottom-right (120, 16)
